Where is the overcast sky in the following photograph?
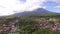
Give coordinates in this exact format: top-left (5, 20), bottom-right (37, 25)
top-left (0, 0), bottom-right (60, 16)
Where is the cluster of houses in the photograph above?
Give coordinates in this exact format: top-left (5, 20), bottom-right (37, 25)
top-left (49, 21), bottom-right (60, 32)
top-left (35, 18), bottom-right (60, 32)
top-left (0, 19), bottom-right (20, 34)
top-left (35, 18), bottom-right (50, 29)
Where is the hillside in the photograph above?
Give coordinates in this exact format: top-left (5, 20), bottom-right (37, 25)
top-left (13, 8), bottom-right (60, 17)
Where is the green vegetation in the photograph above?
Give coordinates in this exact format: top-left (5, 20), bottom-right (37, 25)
top-left (32, 28), bottom-right (60, 34)
top-left (0, 16), bottom-right (60, 34)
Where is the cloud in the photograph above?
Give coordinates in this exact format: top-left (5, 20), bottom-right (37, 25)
top-left (0, 0), bottom-right (60, 16)
top-left (55, 6), bottom-right (60, 8)
top-left (0, 0), bottom-right (46, 16)
top-left (53, 0), bottom-right (60, 2)
top-left (48, 0), bottom-right (60, 3)
top-left (42, 7), bottom-right (47, 9)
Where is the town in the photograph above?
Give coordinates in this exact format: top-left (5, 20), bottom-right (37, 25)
top-left (0, 17), bottom-right (60, 34)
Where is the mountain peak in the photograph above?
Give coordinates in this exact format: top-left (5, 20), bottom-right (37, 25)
top-left (13, 8), bottom-right (56, 16)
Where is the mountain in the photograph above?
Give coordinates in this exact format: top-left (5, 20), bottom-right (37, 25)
top-left (13, 8), bottom-right (59, 17)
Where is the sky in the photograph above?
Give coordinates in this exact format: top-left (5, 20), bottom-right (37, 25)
top-left (0, 0), bottom-right (60, 16)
